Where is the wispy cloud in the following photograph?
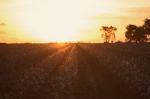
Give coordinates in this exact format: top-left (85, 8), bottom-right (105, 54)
top-left (0, 31), bottom-right (6, 34)
top-left (0, 22), bottom-right (6, 26)
top-left (0, 22), bottom-right (6, 34)
top-left (92, 6), bottom-right (150, 21)
top-left (92, 14), bottom-right (131, 20)
top-left (126, 7), bottom-right (150, 16)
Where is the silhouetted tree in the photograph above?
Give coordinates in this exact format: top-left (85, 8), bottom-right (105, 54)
top-left (125, 18), bottom-right (150, 42)
top-left (143, 18), bottom-right (150, 39)
top-left (100, 26), bottom-right (117, 43)
top-left (125, 24), bottom-right (146, 42)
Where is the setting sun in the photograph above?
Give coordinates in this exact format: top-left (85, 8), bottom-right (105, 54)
top-left (0, 0), bottom-right (119, 43)
top-left (0, 0), bottom-right (150, 43)
top-left (8, 0), bottom-right (93, 42)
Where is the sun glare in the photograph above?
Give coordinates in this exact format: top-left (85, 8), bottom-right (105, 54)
top-left (8, 0), bottom-right (118, 43)
top-left (6, 0), bottom-right (123, 42)
top-left (9, 0), bottom-right (95, 42)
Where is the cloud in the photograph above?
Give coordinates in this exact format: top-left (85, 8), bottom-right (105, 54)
top-left (0, 0), bottom-right (13, 3)
top-left (92, 6), bottom-right (150, 21)
top-left (126, 7), bottom-right (150, 16)
top-left (0, 31), bottom-right (6, 34)
top-left (0, 22), bottom-right (6, 26)
top-left (0, 22), bottom-right (6, 34)
top-left (92, 14), bottom-right (130, 20)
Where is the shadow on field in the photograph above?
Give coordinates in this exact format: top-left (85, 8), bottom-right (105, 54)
top-left (75, 45), bottom-right (144, 99)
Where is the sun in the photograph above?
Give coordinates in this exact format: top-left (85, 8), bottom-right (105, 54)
top-left (8, 0), bottom-right (118, 43)
top-left (9, 0), bottom-right (91, 42)
top-left (33, 32), bottom-right (78, 43)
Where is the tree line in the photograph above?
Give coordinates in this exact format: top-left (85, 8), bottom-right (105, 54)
top-left (100, 18), bottom-right (150, 43)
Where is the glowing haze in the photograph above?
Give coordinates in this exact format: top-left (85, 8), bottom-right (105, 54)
top-left (0, 0), bottom-right (150, 43)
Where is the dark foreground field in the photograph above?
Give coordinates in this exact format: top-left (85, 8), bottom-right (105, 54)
top-left (0, 43), bottom-right (150, 99)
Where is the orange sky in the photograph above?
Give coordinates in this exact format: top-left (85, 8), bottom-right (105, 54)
top-left (0, 0), bottom-right (150, 43)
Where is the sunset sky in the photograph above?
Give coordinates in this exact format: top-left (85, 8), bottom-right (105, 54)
top-left (0, 0), bottom-right (150, 43)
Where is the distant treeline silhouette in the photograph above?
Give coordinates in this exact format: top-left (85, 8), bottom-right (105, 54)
top-left (100, 18), bottom-right (150, 43)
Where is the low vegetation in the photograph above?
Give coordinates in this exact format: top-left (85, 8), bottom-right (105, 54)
top-left (0, 43), bottom-right (150, 99)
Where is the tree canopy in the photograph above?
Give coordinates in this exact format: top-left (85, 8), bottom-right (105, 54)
top-left (100, 26), bottom-right (117, 43)
top-left (125, 18), bottom-right (150, 42)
